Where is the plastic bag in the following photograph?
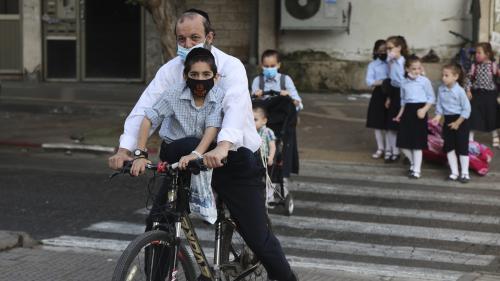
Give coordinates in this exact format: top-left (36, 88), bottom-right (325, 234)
top-left (189, 169), bottom-right (217, 224)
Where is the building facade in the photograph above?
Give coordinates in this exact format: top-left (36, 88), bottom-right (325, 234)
top-left (0, 0), bottom-right (496, 91)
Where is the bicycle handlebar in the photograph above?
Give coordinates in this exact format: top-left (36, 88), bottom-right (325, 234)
top-left (449, 30), bottom-right (474, 44)
top-left (109, 158), bottom-right (207, 180)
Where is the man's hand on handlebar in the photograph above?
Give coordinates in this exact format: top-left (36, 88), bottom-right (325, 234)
top-left (204, 141), bottom-right (231, 169)
top-left (108, 148), bottom-right (133, 170)
top-left (179, 153), bottom-right (199, 170)
top-left (130, 157), bottom-right (151, 176)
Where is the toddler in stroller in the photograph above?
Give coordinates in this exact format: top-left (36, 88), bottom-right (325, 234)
top-left (252, 95), bottom-right (296, 216)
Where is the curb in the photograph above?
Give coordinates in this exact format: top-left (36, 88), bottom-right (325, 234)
top-left (0, 140), bottom-right (116, 154)
top-left (0, 140), bottom-right (159, 155)
top-left (0, 231), bottom-right (38, 252)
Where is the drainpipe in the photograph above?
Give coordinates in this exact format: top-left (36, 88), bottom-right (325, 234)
top-left (248, 0), bottom-right (259, 65)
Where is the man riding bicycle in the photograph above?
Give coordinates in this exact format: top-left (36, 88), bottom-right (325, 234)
top-left (108, 9), bottom-right (298, 281)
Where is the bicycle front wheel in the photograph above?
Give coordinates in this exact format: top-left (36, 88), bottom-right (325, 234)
top-left (112, 230), bottom-right (196, 281)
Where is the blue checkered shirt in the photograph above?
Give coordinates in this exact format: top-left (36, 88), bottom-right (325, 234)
top-left (145, 83), bottom-right (224, 143)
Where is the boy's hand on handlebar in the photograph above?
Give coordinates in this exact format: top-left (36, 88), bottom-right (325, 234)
top-left (179, 153), bottom-right (199, 170)
top-left (130, 157), bottom-right (151, 176)
top-left (108, 148), bottom-right (133, 170)
top-left (254, 90), bottom-right (263, 97)
top-left (280, 90), bottom-right (290, 97)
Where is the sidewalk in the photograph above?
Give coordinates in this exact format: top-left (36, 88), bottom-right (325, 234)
top-left (1, 81), bottom-right (499, 170)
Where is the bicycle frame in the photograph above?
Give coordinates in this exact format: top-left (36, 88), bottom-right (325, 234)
top-left (163, 172), bottom-right (262, 281)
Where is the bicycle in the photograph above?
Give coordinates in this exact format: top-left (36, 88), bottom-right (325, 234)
top-left (109, 159), bottom-right (268, 281)
top-left (449, 30), bottom-right (475, 73)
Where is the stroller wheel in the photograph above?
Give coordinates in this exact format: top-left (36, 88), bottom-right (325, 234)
top-left (283, 193), bottom-right (294, 216)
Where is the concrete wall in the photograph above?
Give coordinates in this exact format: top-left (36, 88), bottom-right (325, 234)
top-left (22, 0), bottom-right (42, 80)
top-left (278, 0), bottom-right (474, 92)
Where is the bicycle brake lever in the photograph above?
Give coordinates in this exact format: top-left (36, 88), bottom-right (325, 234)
top-left (108, 171), bottom-right (121, 181)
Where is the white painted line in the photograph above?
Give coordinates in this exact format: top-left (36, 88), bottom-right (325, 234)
top-left (291, 181), bottom-right (500, 207)
top-left (42, 235), bottom-right (129, 252)
top-left (84, 221), bottom-right (145, 235)
top-left (41, 235), bottom-right (464, 281)
top-left (41, 143), bottom-right (115, 153)
top-left (268, 214), bottom-right (500, 247)
top-left (294, 200), bottom-right (500, 225)
top-left (84, 221), bottom-right (495, 266)
top-left (287, 256), bottom-right (463, 281)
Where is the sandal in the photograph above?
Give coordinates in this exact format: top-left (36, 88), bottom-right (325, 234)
top-left (372, 149), bottom-right (384, 159)
top-left (493, 136), bottom-right (500, 149)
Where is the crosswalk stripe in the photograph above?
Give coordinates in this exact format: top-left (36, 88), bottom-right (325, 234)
top-left (294, 200), bottom-right (500, 225)
top-left (291, 181), bottom-right (500, 207)
top-left (40, 235), bottom-right (465, 281)
top-left (268, 214), bottom-right (500, 246)
top-left (286, 256), bottom-right (463, 281)
top-left (42, 235), bottom-right (129, 252)
top-left (83, 221), bottom-right (495, 266)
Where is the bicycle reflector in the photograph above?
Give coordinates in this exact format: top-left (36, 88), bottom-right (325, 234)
top-left (157, 162), bottom-right (168, 173)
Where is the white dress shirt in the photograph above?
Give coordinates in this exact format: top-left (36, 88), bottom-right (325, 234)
top-left (119, 46), bottom-right (261, 152)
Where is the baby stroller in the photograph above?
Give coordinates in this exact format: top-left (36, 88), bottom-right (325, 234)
top-left (253, 91), bottom-right (297, 216)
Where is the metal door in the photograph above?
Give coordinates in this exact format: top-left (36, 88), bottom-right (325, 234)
top-left (0, 0), bottom-right (22, 74)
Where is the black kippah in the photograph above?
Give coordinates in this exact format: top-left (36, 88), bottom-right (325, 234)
top-left (184, 8), bottom-right (210, 24)
top-left (185, 47), bottom-right (213, 62)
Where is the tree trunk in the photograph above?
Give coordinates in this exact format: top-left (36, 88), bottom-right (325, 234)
top-left (142, 0), bottom-right (185, 62)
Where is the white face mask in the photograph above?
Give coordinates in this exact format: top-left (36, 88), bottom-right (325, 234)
top-left (177, 42), bottom-right (206, 61)
top-left (407, 72), bottom-right (419, 80)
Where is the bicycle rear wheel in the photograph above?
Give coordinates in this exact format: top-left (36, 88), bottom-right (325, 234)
top-left (112, 230), bottom-right (196, 281)
top-left (220, 221), bottom-right (268, 281)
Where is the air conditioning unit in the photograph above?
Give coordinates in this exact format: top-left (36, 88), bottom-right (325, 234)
top-left (281, 0), bottom-right (352, 32)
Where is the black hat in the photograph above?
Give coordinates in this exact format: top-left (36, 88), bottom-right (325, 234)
top-left (184, 8), bottom-right (210, 24)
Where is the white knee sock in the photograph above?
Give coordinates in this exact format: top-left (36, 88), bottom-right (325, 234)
top-left (446, 150), bottom-right (459, 176)
top-left (459, 155), bottom-right (470, 176)
top-left (374, 130), bottom-right (385, 151)
top-left (469, 131), bottom-right (475, 142)
top-left (384, 131), bottom-right (391, 155)
top-left (401, 149), bottom-right (414, 169)
top-left (412, 150), bottom-right (423, 174)
top-left (388, 131), bottom-right (399, 155)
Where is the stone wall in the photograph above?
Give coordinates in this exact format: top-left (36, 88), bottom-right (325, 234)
top-left (184, 0), bottom-right (252, 63)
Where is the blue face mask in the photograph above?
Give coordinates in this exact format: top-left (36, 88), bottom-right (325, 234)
top-left (263, 67), bottom-right (278, 79)
top-left (177, 42), bottom-right (205, 61)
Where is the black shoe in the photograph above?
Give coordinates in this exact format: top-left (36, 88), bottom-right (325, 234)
top-left (459, 175), bottom-right (470, 183)
top-left (390, 154), bottom-right (400, 162)
top-left (384, 155), bottom-right (392, 163)
top-left (408, 172), bottom-right (420, 179)
top-left (446, 174), bottom-right (458, 181)
top-left (408, 169), bottom-right (413, 177)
